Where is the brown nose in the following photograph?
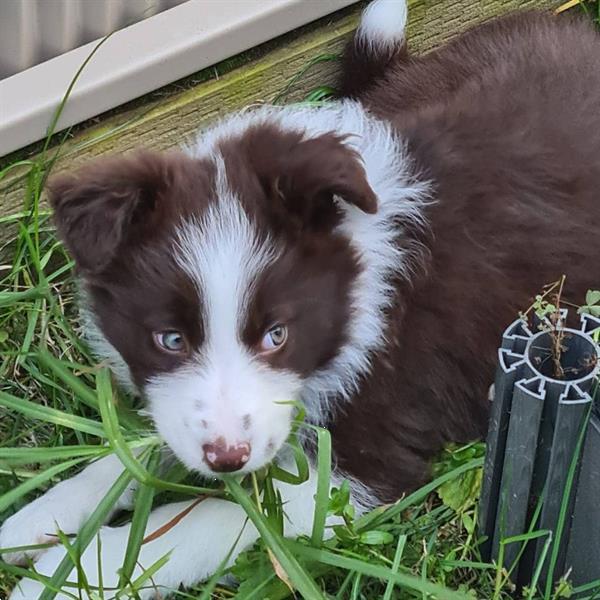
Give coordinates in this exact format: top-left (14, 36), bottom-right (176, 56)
top-left (202, 438), bottom-right (251, 473)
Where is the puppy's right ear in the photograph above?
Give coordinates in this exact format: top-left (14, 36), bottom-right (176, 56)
top-left (48, 152), bottom-right (171, 276)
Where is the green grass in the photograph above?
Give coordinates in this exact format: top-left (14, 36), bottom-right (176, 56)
top-left (570, 0), bottom-right (600, 24)
top-left (1, 3), bottom-right (600, 598)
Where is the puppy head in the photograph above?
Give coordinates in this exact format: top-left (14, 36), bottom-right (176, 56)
top-left (48, 126), bottom-right (377, 476)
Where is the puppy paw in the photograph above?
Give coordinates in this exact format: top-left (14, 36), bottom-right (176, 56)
top-left (1, 455), bottom-right (133, 565)
top-left (9, 523), bottom-right (168, 600)
top-left (8, 576), bottom-right (50, 600)
top-left (0, 494), bottom-right (66, 565)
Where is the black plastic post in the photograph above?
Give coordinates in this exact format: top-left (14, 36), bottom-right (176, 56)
top-left (479, 310), bottom-right (600, 591)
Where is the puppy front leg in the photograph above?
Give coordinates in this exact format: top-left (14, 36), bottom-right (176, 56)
top-left (8, 463), bottom-right (336, 600)
top-left (0, 453), bottom-right (138, 565)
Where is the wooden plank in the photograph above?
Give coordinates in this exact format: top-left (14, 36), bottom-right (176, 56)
top-left (0, 0), bottom-right (558, 220)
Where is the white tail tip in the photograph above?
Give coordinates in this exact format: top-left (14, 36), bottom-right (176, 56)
top-left (357, 0), bottom-right (408, 54)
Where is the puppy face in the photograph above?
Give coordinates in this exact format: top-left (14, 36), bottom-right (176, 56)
top-left (48, 125), bottom-right (377, 476)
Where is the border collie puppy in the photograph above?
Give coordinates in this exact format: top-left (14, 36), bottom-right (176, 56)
top-left (3, 0), bottom-right (600, 597)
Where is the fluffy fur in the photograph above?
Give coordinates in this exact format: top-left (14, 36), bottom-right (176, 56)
top-left (3, 1), bottom-right (600, 597)
top-left (187, 102), bottom-right (431, 423)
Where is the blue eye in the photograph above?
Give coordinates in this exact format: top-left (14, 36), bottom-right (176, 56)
top-left (260, 325), bottom-right (287, 352)
top-left (154, 330), bottom-right (187, 354)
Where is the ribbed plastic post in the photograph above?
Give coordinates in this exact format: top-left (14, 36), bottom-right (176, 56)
top-left (479, 311), bottom-right (600, 591)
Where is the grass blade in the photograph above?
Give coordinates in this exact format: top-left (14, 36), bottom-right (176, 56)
top-left (269, 434), bottom-right (309, 485)
top-left (36, 351), bottom-right (99, 411)
top-left (0, 445), bottom-right (109, 465)
top-left (38, 467), bottom-right (134, 600)
top-left (117, 552), bottom-right (172, 599)
top-left (0, 390), bottom-right (106, 438)
top-left (0, 438), bottom-right (153, 466)
top-left (288, 541), bottom-right (471, 600)
top-left (543, 404), bottom-right (592, 597)
top-left (357, 457), bottom-right (484, 531)
top-left (118, 448), bottom-right (161, 588)
top-left (0, 456), bottom-right (92, 513)
top-left (39, 351), bottom-right (145, 431)
top-left (0, 563), bottom-right (79, 599)
top-left (224, 476), bottom-right (326, 599)
top-left (0, 288), bottom-right (48, 307)
top-left (383, 534), bottom-right (407, 600)
top-left (310, 427), bottom-right (331, 547)
top-left (197, 520), bottom-right (252, 600)
top-left (526, 532), bottom-right (553, 599)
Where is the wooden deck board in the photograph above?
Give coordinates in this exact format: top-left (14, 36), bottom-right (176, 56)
top-left (0, 0), bottom-right (558, 221)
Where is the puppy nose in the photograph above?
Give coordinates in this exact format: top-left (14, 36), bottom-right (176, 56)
top-left (202, 438), bottom-right (251, 473)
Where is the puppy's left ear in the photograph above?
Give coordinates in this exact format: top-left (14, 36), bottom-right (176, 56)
top-left (274, 133), bottom-right (378, 229)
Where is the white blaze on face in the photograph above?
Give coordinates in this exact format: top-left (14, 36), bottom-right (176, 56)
top-left (146, 160), bottom-right (301, 475)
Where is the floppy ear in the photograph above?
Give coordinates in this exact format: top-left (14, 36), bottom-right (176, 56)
top-left (271, 133), bottom-right (378, 230)
top-left (47, 152), bottom-right (171, 276)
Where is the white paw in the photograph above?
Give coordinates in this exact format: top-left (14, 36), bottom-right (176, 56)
top-left (8, 576), bottom-right (46, 600)
top-left (8, 543), bottom-right (80, 600)
top-left (7, 499), bottom-right (214, 600)
top-left (0, 455), bottom-right (135, 565)
top-left (0, 487), bottom-right (77, 565)
top-left (8, 525), bottom-right (159, 600)
top-left (8, 571), bottom-right (65, 600)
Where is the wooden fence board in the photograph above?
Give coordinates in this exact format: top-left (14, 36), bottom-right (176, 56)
top-left (0, 0), bottom-right (558, 222)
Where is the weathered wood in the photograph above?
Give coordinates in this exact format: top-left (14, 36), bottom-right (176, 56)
top-left (0, 0), bottom-right (558, 220)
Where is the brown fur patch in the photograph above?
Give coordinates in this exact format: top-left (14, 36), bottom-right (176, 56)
top-left (331, 10), bottom-right (600, 499)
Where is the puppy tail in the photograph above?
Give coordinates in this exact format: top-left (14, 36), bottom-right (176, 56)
top-left (340, 0), bottom-right (408, 98)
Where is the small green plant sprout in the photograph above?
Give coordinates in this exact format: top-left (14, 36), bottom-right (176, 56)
top-left (578, 289), bottom-right (600, 318)
top-left (520, 276), bottom-right (569, 379)
top-left (434, 442), bottom-right (485, 513)
top-left (519, 276), bottom-right (565, 326)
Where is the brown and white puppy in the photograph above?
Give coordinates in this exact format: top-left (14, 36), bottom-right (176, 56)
top-left (3, 1), bottom-right (600, 597)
